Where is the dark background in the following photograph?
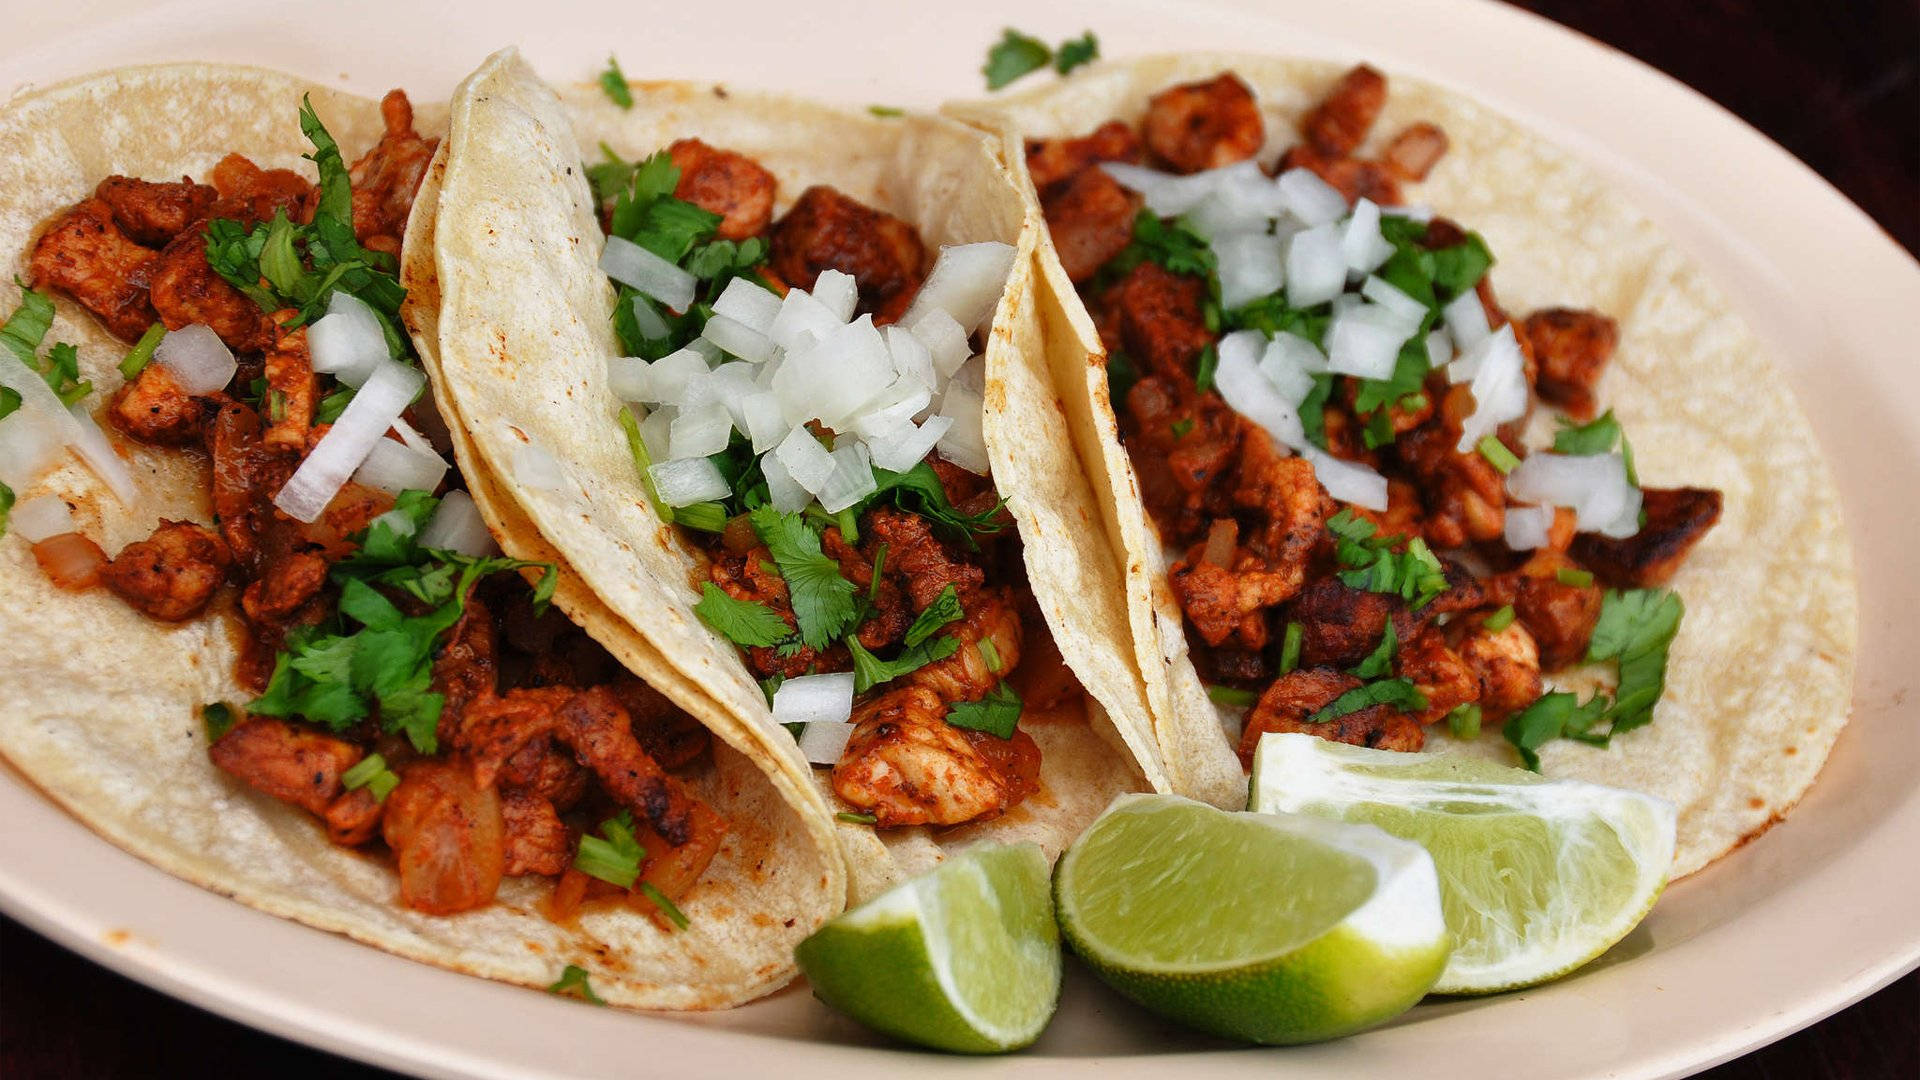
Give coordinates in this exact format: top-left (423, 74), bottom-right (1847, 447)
top-left (3, 1), bottom-right (1916, 1076)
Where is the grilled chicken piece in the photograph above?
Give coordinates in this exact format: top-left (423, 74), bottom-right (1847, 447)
top-left (611, 675), bottom-right (711, 769)
top-left (1573, 487), bottom-right (1722, 588)
top-left (239, 550), bottom-right (328, 624)
top-left (556, 687), bottom-right (718, 852)
top-left (864, 507), bottom-right (986, 608)
top-left (1239, 667), bottom-right (1425, 762)
top-left (1107, 262), bottom-right (1215, 381)
top-left (1524, 308), bottom-right (1618, 420)
top-left (108, 362), bottom-right (212, 445)
top-left (1488, 549), bottom-right (1603, 670)
top-left (324, 786), bottom-right (384, 846)
top-left (1304, 65), bottom-right (1388, 158)
top-left (1454, 616), bottom-right (1543, 719)
top-left (1277, 143), bottom-right (1400, 207)
top-left (103, 520), bottom-right (231, 621)
top-left (668, 137), bottom-right (777, 242)
top-left (1025, 120), bottom-right (1143, 192)
top-left (1143, 74), bottom-right (1264, 174)
top-left (148, 226), bottom-right (273, 352)
top-left (499, 788), bottom-right (571, 877)
top-left (1398, 628), bottom-right (1478, 726)
top-left (29, 198), bottom-right (158, 341)
top-left (1395, 393), bottom-right (1510, 548)
top-left (1042, 166), bottom-right (1141, 284)
top-left (210, 717), bottom-right (363, 817)
top-left (347, 90), bottom-right (437, 254)
top-left (907, 590), bottom-right (1022, 703)
top-left (432, 597), bottom-right (499, 743)
top-left (1382, 123), bottom-right (1449, 182)
top-left (260, 316), bottom-right (316, 451)
top-left (768, 186), bottom-right (924, 320)
top-left (832, 686), bottom-right (1037, 827)
top-left (208, 152), bottom-right (314, 226)
top-left (383, 760), bottom-right (506, 915)
top-left (94, 176), bottom-right (216, 246)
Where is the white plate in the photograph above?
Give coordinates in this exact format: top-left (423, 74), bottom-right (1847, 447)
top-left (3, 1), bottom-right (1916, 1077)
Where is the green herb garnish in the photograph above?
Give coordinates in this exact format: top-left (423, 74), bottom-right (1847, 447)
top-left (1348, 621), bottom-right (1398, 679)
top-left (118, 323), bottom-right (165, 379)
top-left (1307, 678), bottom-right (1427, 726)
top-left (1207, 685), bottom-right (1259, 707)
top-left (1587, 588), bottom-right (1684, 735)
top-left (1556, 566), bottom-right (1595, 588)
top-left (639, 882), bottom-right (690, 930)
top-left (902, 584), bottom-right (963, 647)
top-left (835, 810), bottom-right (879, 825)
top-left (200, 702), bottom-right (238, 742)
top-left (1446, 703), bottom-right (1482, 740)
top-left (575, 810), bottom-right (644, 889)
top-left (1327, 510), bottom-right (1449, 608)
top-left (867, 105), bottom-right (904, 118)
top-left (1483, 605), bottom-right (1517, 632)
top-left (946, 681), bottom-right (1023, 739)
top-left (1053, 31), bottom-right (1099, 74)
top-left (983, 29), bottom-right (1053, 89)
top-left (341, 752), bottom-right (399, 801)
top-left (598, 55), bottom-right (633, 109)
top-left (1279, 621), bottom-right (1303, 675)
top-left (693, 582), bottom-right (792, 648)
top-left (847, 634), bottom-right (960, 694)
top-left (1477, 436), bottom-right (1520, 474)
top-left (749, 506), bottom-right (859, 650)
top-left (547, 964), bottom-right (606, 1005)
top-left (1503, 691), bottom-right (1611, 771)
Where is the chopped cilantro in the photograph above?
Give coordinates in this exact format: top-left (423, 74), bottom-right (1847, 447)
top-left (1588, 588), bottom-right (1684, 735)
top-left (1207, 684), bottom-right (1259, 707)
top-left (1483, 605), bottom-right (1517, 632)
top-left (1429, 233), bottom-right (1494, 298)
top-left (867, 105), bottom-right (904, 118)
top-left (1194, 343), bottom-right (1218, 393)
top-left (835, 810), bottom-right (879, 824)
top-left (983, 28), bottom-right (1053, 89)
top-left (862, 463), bottom-right (1007, 541)
top-left (1279, 621), bottom-right (1303, 675)
top-left (640, 882), bottom-right (690, 929)
top-left (0, 386), bottom-right (18, 421)
top-left (1306, 678), bottom-right (1426, 725)
top-left (1477, 435), bottom-right (1520, 474)
top-left (1348, 621), bottom-right (1398, 679)
top-left (1054, 31), bottom-right (1100, 74)
top-left (200, 702), bottom-right (238, 742)
top-left (575, 810), bottom-right (644, 888)
top-left (1296, 375), bottom-right (1334, 450)
top-left (1107, 210), bottom-right (1217, 280)
top-left (1328, 510), bottom-right (1449, 608)
top-left (598, 55), bottom-right (633, 109)
top-left (547, 964), bottom-right (606, 1005)
top-left (1446, 703), bottom-right (1482, 740)
top-left (1504, 691), bottom-right (1611, 771)
top-left (0, 480), bottom-right (11, 540)
top-left (749, 506), bottom-right (859, 650)
top-left (902, 584), bottom-right (963, 647)
top-left (2, 283), bottom-right (90, 404)
top-left (1170, 418), bottom-right (1195, 440)
top-left (1349, 337), bottom-right (1429, 420)
top-left (673, 501), bottom-right (729, 533)
top-left (946, 681), bottom-right (1023, 739)
top-left (1556, 566), bottom-right (1595, 588)
top-left (868, 543), bottom-right (888, 605)
top-left (847, 634), bottom-right (959, 694)
top-left (694, 582), bottom-right (791, 648)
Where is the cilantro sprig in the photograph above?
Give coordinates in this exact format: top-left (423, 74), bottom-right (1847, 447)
top-left (984, 29), bottom-right (1100, 90)
top-left (1307, 678), bottom-right (1426, 725)
top-left (1327, 510), bottom-right (1448, 608)
top-left (946, 681), bottom-right (1023, 738)
top-left (1502, 588), bottom-right (1684, 769)
top-left (598, 55), bottom-right (633, 109)
top-left (748, 506), bottom-right (860, 650)
top-left (693, 582), bottom-right (791, 648)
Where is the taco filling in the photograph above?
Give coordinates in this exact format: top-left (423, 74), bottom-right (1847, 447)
top-left (583, 137), bottom-right (1082, 828)
top-left (1029, 66), bottom-right (1723, 768)
top-left (5, 91), bottom-right (725, 925)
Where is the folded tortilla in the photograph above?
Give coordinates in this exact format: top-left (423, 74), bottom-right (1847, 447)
top-left (949, 54), bottom-right (1858, 875)
top-left (0, 63), bottom-right (842, 1010)
top-left (420, 49), bottom-right (1153, 904)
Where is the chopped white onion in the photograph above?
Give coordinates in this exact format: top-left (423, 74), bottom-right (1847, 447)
top-left (852, 381), bottom-right (933, 439)
top-left (352, 435), bottom-right (449, 496)
top-left (1448, 325), bottom-right (1530, 452)
top-left (1325, 303), bottom-right (1414, 380)
top-left (1214, 331), bottom-right (1305, 449)
top-left (0, 349), bottom-right (134, 505)
top-left (648, 456), bottom-right (730, 507)
top-left (866, 414), bottom-right (952, 473)
top-left (934, 384), bottom-right (988, 475)
top-left (1302, 447), bottom-right (1390, 511)
top-left (1213, 230), bottom-right (1286, 308)
top-left (274, 360), bottom-right (422, 523)
top-left (908, 308), bottom-right (972, 379)
top-left (1276, 167), bottom-right (1350, 226)
top-left (1267, 331), bottom-right (1330, 376)
top-left (810, 270), bottom-right (860, 323)
top-left (769, 287), bottom-right (843, 351)
top-left (64, 408), bottom-right (137, 508)
top-left (1503, 503), bottom-right (1554, 551)
top-left (1256, 338), bottom-right (1317, 405)
top-left (816, 441), bottom-right (877, 513)
top-left (1359, 276), bottom-right (1428, 332)
top-left (704, 363), bottom-right (759, 428)
top-left (700, 314), bottom-right (775, 363)
top-left (759, 451), bottom-right (811, 513)
top-left (773, 672), bottom-right (856, 733)
top-left (637, 348), bottom-right (710, 404)
top-left (607, 356), bottom-right (651, 401)
top-left (1443, 290), bottom-right (1492, 350)
top-left (628, 294), bottom-right (671, 342)
top-left (0, 409), bottom-right (64, 489)
top-left (774, 426), bottom-right (837, 493)
top-left (772, 316), bottom-right (892, 428)
top-left (669, 401), bottom-right (734, 459)
top-left (711, 277), bottom-right (782, 334)
top-left (10, 494), bottom-right (74, 542)
top-left (638, 405), bottom-right (674, 461)
top-left (901, 242), bottom-right (1016, 333)
top-left (1182, 162), bottom-right (1283, 238)
top-left (741, 392), bottom-right (787, 453)
top-left (797, 721), bottom-right (856, 765)
top-left (883, 325), bottom-right (937, 392)
top-left (1424, 329), bottom-right (1453, 370)
top-left (417, 490), bottom-right (497, 557)
top-left (1285, 223), bottom-right (1347, 309)
top-left (153, 323), bottom-right (235, 394)
top-left (1507, 453), bottom-right (1642, 538)
top-left (1340, 199), bottom-right (1396, 274)
top-left (308, 293), bottom-right (389, 388)
top-left (600, 235), bottom-right (696, 312)
top-left (511, 441), bottom-right (569, 492)
top-left (1101, 161), bottom-right (1219, 217)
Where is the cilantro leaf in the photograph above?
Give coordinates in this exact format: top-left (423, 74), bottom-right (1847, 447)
top-left (575, 810), bottom-right (645, 888)
top-left (0, 279), bottom-right (55, 369)
top-left (0, 480), bottom-right (11, 541)
top-left (984, 29), bottom-right (1053, 90)
top-left (1503, 691), bottom-right (1611, 771)
top-left (1587, 588), bottom-right (1684, 735)
top-left (1306, 678), bottom-right (1427, 725)
top-left (946, 681), bottom-right (1023, 738)
top-left (694, 582), bottom-right (792, 648)
top-left (598, 55), bottom-right (633, 109)
top-left (200, 702), bottom-right (238, 742)
top-left (749, 506), bottom-right (859, 649)
top-left (1054, 32), bottom-right (1099, 74)
top-left (902, 584), bottom-right (964, 647)
top-left (1552, 409), bottom-right (1623, 456)
top-left (860, 463), bottom-right (1007, 541)
top-left (848, 634), bottom-right (960, 695)
top-left (1328, 511), bottom-right (1449, 608)
top-left (547, 964), bottom-right (606, 1006)
top-left (1429, 233), bottom-right (1494, 299)
top-left (1108, 209), bottom-right (1217, 279)
top-left (0, 386), bottom-right (18, 421)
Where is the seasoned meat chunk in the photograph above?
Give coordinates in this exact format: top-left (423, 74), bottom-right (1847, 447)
top-left (347, 90), bottom-right (437, 253)
top-left (109, 362), bottom-right (211, 445)
top-left (499, 789), bottom-right (571, 877)
top-left (1106, 262), bottom-right (1214, 382)
top-left (1395, 400), bottom-right (1508, 547)
top-left (1286, 578), bottom-right (1428, 668)
top-left (1573, 487), bottom-right (1722, 588)
top-left (240, 550), bottom-right (328, 624)
top-left (94, 176), bottom-right (216, 246)
top-left (383, 760), bottom-right (505, 915)
top-left (864, 507), bottom-right (985, 608)
top-left (433, 599), bottom-right (499, 741)
top-left (832, 686), bottom-right (1034, 826)
top-left (1397, 628), bottom-right (1478, 726)
top-left (260, 317), bottom-right (316, 451)
top-left (148, 227), bottom-right (273, 352)
top-left (28, 198), bottom-right (158, 341)
top-left (208, 153), bottom-right (314, 225)
top-left (1303, 65), bottom-right (1388, 158)
top-left (768, 186), bottom-right (924, 318)
top-left (1026, 120), bottom-right (1143, 192)
top-left (555, 687), bottom-right (719, 852)
top-left (1143, 74), bottom-right (1264, 174)
top-left (668, 137), bottom-right (777, 242)
top-left (1524, 308), bottom-right (1617, 420)
top-left (1454, 616), bottom-right (1542, 719)
top-left (1125, 375), bottom-right (1240, 541)
top-left (907, 590), bottom-right (1021, 703)
top-left (1239, 667), bottom-right (1425, 761)
top-left (1277, 143), bottom-right (1400, 207)
top-left (612, 675), bottom-right (710, 769)
top-left (324, 787), bottom-right (384, 846)
top-left (1382, 123), bottom-right (1449, 182)
top-left (1488, 550), bottom-right (1603, 669)
top-left (103, 520), bottom-right (231, 621)
top-left (1042, 166), bottom-right (1141, 284)
top-left (210, 717), bottom-right (362, 817)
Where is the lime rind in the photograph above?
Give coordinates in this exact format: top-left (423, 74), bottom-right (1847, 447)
top-left (1249, 733), bottom-right (1676, 995)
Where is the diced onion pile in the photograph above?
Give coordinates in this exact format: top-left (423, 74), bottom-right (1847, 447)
top-left (772, 672), bottom-right (857, 762)
top-left (609, 242), bottom-right (1015, 513)
top-left (1506, 453), bottom-right (1641, 539)
top-left (274, 359), bottom-right (423, 523)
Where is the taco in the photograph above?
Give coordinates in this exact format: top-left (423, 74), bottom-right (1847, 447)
top-left (418, 50), bottom-right (1154, 902)
top-left (0, 63), bottom-right (842, 1009)
top-left (950, 56), bottom-right (1857, 875)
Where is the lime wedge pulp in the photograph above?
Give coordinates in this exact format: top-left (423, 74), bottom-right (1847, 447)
top-left (1249, 732), bottom-right (1677, 994)
top-left (794, 842), bottom-right (1060, 1053)
top-left (1054, 794), bottom-right (1450, 1045)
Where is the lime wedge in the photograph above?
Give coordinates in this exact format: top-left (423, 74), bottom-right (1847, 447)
top-left (1054, 794), bottom-right (1449, 1045)
top-left (1249, 732), bottom-right (1677, 994)
top-left (794, 843), bottom-right (1059, 1053)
